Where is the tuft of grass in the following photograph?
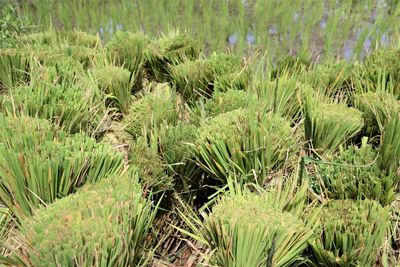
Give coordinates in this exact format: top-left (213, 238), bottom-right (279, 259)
top-left (123, 83), bottom-right (180, 138)
top-left (353, 91), bottom-right (399, 136)
top-left (196, 109), bottom-right (298, 184)
top-left (0, 115), bottom-right (123, 218)
top-left (92, 65), bottom-right (133, 114)
top-left (66, 30), bottom-right (100, 47)
top-left (0, 80), bottom-right (104, 134)
top-left (0, 48), bottom-right (30, 90)
top-left (144, 33), bottom-right (200, 82)
top-left (6, 173), bottom-right (158, 267)
top-left (304, 98), bottom-right (363, 154)
top-left (311, 199), bottom-right (389, 266)
top-left (313, 140), bottom-right (398, 206)
top-left (378, 116), bottom-right (400, 176)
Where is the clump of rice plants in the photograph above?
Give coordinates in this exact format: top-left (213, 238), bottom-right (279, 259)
top-left (0, 80), bottom-right (104, 134)
top-left (124, 83), bottom-right (180, 138)
top-left (378, 116), bottom-right (400, 175)
top-left (64, 45), bottom-right (99, 68)
top-left (179, 184), bottom-right (314, 267)
top-left (0, 115), bottom-right (123, 217)
top-left (92, 65), bottom-right (133, 114)
top-left (354, 91), bottom-right (400, 136)
top-left (66, 30), bottom-right (100, 47)
top-left (196, 109), bottom-right (298, 183)
top-left (208, 52), bottom-right (249, 91)
top-left (6, 174), bottom-right (158, 267)
top-left (255, 71), bottom-right (305, 120)
top-left (106, 31), bottom-right (148, 72)
top-left (169, 58), bottom-right (213, 101)
top-left (311, 199), bottom-right (389, 266)
top-left (130, 139), bottom-right (174, 194)
top-left (314, 139), bottom-right (398, 206)
top-left (0, 48), bottom-right (30, 90)
top-left (304, 99), bottom-right (364, 154)
top-left (363, 48), bottom-right (400, 96)
top-left (144, 33), bottom-right (200, 81)
top-left (170, 53), bottom-right (248, 101)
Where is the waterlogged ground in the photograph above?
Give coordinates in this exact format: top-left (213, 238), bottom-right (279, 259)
top-left (15, 0), bottom-right (400, 60)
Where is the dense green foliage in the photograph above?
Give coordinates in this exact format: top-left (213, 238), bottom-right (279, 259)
top-left (311, 199), bottom-right (389, 266)
top-left (9, 174), bottom-right (158, 267)
top-left (1, 2), bottom-right (400, 265)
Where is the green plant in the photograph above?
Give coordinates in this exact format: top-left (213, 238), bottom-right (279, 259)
top-left (0, 49), bottom-right (30, 90)
top-left (66, 30), bottom-right (100, 47)
top-left (0, 115), bottom-right (123, 218)
top-left (304, 99), bottom-right (363, 154)
top-left (130, 139), bottom-right (174, 194)
top-left (378, 116), bottom-right (400, 175)
top-left (195, 109), bottom-right (298, 184)
top-left (177, 180), bottom-right (314, 267)
top-left (0, 80), bottom-right (103, 134)
top-left (123, 83), bottom-right (180, 138)
top-left (353, 91), bottom-right (399, 136)
top-left (363, 48), bottom-right (400, 97)
top-left (92, 65), bottom-right (133, 114)
top-left (4, 173), bottom-right (158, 267)
top-left (144, 33), bottom-right (200, 81)
top-left (169, 58), bottom-right (213, 101)
top-left (311, 199), bottom-right (389, 266)
top-left (208, 52), bottom-right (249, 91)
top-left (314, 140), bottom-right (398, 206)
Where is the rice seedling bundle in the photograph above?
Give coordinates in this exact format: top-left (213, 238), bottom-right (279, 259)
top-left (66, 30), bottom-right (100, 48)
top-left (124, 83), bottom-right (180, 138)
top-left (0, 115), bottom-right (123, 217)
top-left (196, 109), bottom-right (298, 183)
top-left (0, 48), bottom-right (30, 90)
top-left (130, 139), bottom-right (174, 194)
top-left (144, 33), bottom-right (200, 81)
top-left (0, 81), bottom-right (103, 134)
top-left (8, 174), bottom-right (157, 267)
top-left (315, 142), bottom-right (398, 206)
top-left (378, 116), bottom-right (400, 175)
top-left (92, 65), bottom-right (133, 114)
top-left (353, 91), bottom-right (400, 135)
top-left (364, 48), bottom-right (400, 96)
top-left (311, 199), bottom-right (389, 266)
top-left (202, 193), bottom-right (313, 267)
top-left (106, 31), bottom-right (148, 75)
top-left (304, 101), bottom-right (364, 154)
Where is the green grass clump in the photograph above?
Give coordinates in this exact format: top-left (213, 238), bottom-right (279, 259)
top-left (144, 33), bottom-right (200, 81)
top-left (66, 30), bottom-right (100, 47)
top-left (304, 101), bottom-right (364, 154)
top-left (201, 89), bottom-right (257, 120)
top-left (378, 116), bottom-right (400, 175)
top-left (169, 59), bottom-right (213, 101)
top-left (354, 91), bottom-right (399, 136)
top-left (363, 48), bottom-right (400, 96)
top-left (0, 49), bottom-right (30, 90)
top-left (64, 45), bottom-right (99, 68)
top-left (130, 139), bottom-right (174, 194)
top-left (92, 65), bottom-right (133, 114)
top-left (106, 31), bottom-right (148, 74)
top-left (124, 83), bottom-right (180, 138)
top-left (311, 199), bottom-right (389, 266)
top-left (0, 115), bottom-right (123, 217)
top-left (0, 81), bottom-right (103, 134)
top-left (208, 52), bottom-right (249, 91)
top-left (314, 141), bottom-right (398, 206)
top-left (196, 109), bottom-right (298, 183)
top-left (11, 174), bottom-right (157, 267)
top-left (256, 72), bottom-right (305, 120)
top-left (201, 193), bottom-right (312, 267)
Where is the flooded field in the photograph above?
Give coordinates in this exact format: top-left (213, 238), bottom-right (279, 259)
top-left (15, 0), bottom-right (400, 59)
